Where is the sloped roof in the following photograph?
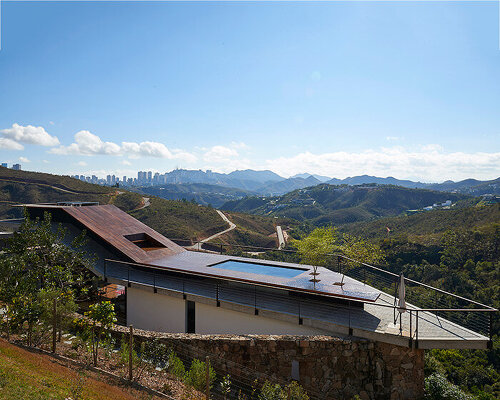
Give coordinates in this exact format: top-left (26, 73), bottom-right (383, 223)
top-left (23, 204), bottom-right (185, 263)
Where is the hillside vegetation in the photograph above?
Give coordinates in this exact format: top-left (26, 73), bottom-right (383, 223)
top-left (0, 169), bottom-right (231, 242)
top-left (342, 203), bottom-right (500, 244)
top-left (137, 183), bottom-right (254, 208)
top-left (222, 184), bottom-right (469, 226)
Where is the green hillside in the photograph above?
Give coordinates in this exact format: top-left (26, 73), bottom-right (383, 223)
top-left (136, 183), bottom-right (254, 208)
top-left (342, 202), bottom-right (500, 244)
top-left (222, 184), bottom-right (470, 226)
top-left (0, 169), bottom-right (228, 241)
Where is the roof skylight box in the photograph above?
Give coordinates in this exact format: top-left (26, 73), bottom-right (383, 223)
top-left (124, 233), bottom-right (166, 252)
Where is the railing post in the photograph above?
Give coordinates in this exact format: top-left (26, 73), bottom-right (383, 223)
top-left (103, 259), bottom-right (107, 282)
top-left (254, 285), bottom-right (258, 315)
top-left (220, 243), bottom-right (223, 255)
top-left (153, 271), bottom-right (157, 293)
top-left (415, 310), bottom-right (419, 348)
top-left (127, 264), bottom-right (131, 287)
top-left (298, 299), bottom-right (302, 325)
top-left (129, 325), bottom-right (134, 381)
top-left (348, 300), bottom-right (352, 336)
top-left (216, 282), bottom-right (220, 307)
top-left (409, 310), bottom-right (413, 345)
top-left (489, 312), bottom-right (493, 347)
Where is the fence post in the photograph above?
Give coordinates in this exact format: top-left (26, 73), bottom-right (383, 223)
top-left (103, 259), bottom-right (107, 282)
top-left (216, 282), bottom-right (220, 307)
top-left (415, 311), bottom-right (419, 348)
top-left (220, 243), bottom-right (223, 255)
top-left (205, 355), bottom-right (210, 400)
top-left (409, 310), bottom-right (413, 346)
top-left (6, 306), bottom-right (9, 341)
top-left (129, 325), bottom-right (134, 381)
top-left (52, 298), bottom-right (57, 353)
top-left (127, 264), bottom-right (131, 287)
top-left (153, 271), bottom-right (157, 293)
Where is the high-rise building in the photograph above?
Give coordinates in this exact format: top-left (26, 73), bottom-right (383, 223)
top-left (12, 164), bottom-right (21, 170)
top-left (106, 175), bottom-right (111, 185)
top-left (147, 171), bottom-right (152, 182)
top-left (138, 171), bottom-right (147, 183)
top-left (123, 176), bottom-right (127, 184)
top-left (1, 163), bottom-right (7, 168)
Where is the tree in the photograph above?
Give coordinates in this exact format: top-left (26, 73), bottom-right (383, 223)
top-left (294, 226), bottom-right (385, 269)
top-left (81, 301), bottom-right (116, 366)
top-left (0, 210), bottom-right (97, 304)
top-left (294, 227), bottom-right (340, 267)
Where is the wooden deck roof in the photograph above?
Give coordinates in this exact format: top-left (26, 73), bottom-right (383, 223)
top-left (23, 204), bottom-right (185, 263)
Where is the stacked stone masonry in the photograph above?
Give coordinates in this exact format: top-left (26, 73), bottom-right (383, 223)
top-left (111, 325), bottom-right (424, 400)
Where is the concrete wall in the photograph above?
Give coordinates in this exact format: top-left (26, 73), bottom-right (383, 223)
top-left (196, 302), bottom-right (329, 335)
top-left (127, 285), bottom-right (330, 336)
top-left (127, 286), bottom-right (186, 333)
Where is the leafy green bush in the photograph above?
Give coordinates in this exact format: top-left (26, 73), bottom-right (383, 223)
top-left (167, 351), bottom-right (185, 378)
top-left (425, 373), bottom-right (473, 400)
top-left (183, 358), bottom-right (216, 392)
top-left (257, 381), bottom-right (309, 400)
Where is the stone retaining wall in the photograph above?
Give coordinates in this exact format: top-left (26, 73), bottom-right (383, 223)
top-left (111, 325), bottom-right (424, 400)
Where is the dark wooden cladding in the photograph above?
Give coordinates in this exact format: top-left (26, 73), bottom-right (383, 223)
top-left (24, 204), bottom-right (185, 263)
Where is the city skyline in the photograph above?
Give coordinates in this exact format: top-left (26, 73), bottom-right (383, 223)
top-left (0, 2), bottom-right (499, 182)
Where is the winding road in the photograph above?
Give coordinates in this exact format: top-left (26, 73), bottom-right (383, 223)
top-left (188, 210), bottom-right (236, 250)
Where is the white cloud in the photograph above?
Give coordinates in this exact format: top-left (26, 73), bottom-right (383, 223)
top-left (0, 137), bottom-right (24, 150)
top-left (1, 123), bottom-right (59, 146)
top-left (42, 160), bottom-right (50, 164)
top-left (122, 141), bottom-right (172, 158)
top-left (386, 136), bottom-right (401, 141)
top-left (201, 145), bottom-right (251, 172)
top-left (51, 131), bottom-right (196, 162)
top-left (121, 159), bottom-right (132, 166)
top-left (264, 147), bottom-right (500, 182)
top-left (51, 130), bottom-right (121, 156)
top-left (77, 161), bottom-right (87, 166)
top-left (203, 145), bottom-right (239, 162)
top-left (19, 156), bottom-right (30, 163)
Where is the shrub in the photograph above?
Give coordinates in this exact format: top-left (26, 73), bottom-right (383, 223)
top-left (425, 373), bottom-right (474, 400)
top-left (258, 381), bottom-right (309, 400)
top-left (168, 351), bottom-right (185, 378)
top-left (183, 358), bottom-right (216, 392)
top-left (258, 381), bottom-right (285, 400)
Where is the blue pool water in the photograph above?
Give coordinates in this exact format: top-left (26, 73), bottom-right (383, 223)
top-left (211, 260), bottom-right (306, 278)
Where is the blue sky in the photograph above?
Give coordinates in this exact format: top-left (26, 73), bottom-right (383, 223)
top-left (0, 1), bottom-right (499, 182)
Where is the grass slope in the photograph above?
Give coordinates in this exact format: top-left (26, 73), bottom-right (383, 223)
top-left (0, 339), bottom-right (159, 400)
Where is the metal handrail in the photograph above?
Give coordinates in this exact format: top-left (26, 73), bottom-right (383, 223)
top-left (176, 239), bottom-right (498, 312)
top-left (103, 256), bottom-right (496, 346)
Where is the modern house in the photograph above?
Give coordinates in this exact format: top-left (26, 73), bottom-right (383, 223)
top-left (22, 202), bottom-right (493, 351)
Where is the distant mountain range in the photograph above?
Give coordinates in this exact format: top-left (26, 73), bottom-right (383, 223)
top-left (144, 169), bottom-right (500, 198)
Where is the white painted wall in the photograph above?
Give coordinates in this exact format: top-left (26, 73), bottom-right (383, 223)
top-left (127, 286), bottom-right (186, 333)
top-left (195, 302), bottom-right (329, 335)
top-left (127, 286), bottom-right (330, 335)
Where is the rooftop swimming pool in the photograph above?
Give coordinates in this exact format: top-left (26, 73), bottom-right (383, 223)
top-left (210, 260), bottom-right (307, 278)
